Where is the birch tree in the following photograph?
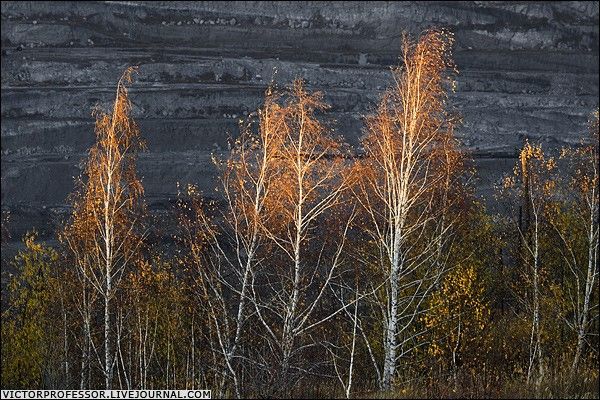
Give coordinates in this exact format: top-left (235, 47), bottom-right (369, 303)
top-left (502, 140), bottom-right (556, 384)
top-left (177, 85), bottom-right (287, 397)
top-left (553, 110), bottom-right (599, 372)
top-left (350, 30), bottom-right (461, 391)
top-left (211, 86), bottom-right (285, 397)
top-left (247, 79), bottom-right (354, 395)
top-left (61, 67), bottom-right (146, 389)
top-left (324, 280), bottom-right (361, 399)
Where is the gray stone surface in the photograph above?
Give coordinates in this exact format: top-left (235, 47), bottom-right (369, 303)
top-left (1, 1), bottom-right (599, 245)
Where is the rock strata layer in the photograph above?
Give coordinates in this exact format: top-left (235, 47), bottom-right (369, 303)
top-left (1, 1), bottom-right (598, 246)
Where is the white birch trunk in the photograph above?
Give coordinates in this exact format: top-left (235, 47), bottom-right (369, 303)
top-left (572, 212), bottom-right (598, 371)
top-left (382, 255), bottom-right (400, 390)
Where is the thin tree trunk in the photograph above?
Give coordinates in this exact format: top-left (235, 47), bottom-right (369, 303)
top-left (527, 211), bottom-right (542, 385)
top-left (104, 286), bottom-right (111, 389)
top-left (572, 224), bottom-right (597, 372)
top-left (452, 315), bottom-right (461, 390)
top-left (346, 290), bottom-right (359, 399)
top-left (382, 250), bottom-right (400, 391)
top-left (80, 283), bottom-right (91, 389)
top-left (61, 292), bottom-right (69, 387)
top-left (104, 221), bottom-right (112, 390)
top-left (281, 239), bottom-right (301, 391)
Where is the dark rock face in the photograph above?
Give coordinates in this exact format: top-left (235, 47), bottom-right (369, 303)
top-left (1, 1), bottom-right (599, 244)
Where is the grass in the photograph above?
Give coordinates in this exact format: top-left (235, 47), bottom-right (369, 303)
top-left (294, 365), bottom-right (599, 399)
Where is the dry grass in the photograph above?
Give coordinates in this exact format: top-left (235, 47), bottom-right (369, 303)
top-left (292, 365), bottom-right (599, 399)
